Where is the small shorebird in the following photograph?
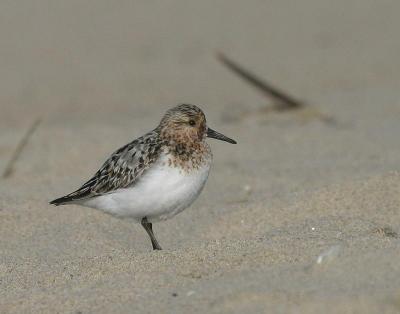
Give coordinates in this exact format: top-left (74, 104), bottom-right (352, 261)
top-left (50, 104), bottom-right (236, 250)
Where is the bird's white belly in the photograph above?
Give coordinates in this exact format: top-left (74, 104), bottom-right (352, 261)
top-left (82, 157), bottom-right (211, 222)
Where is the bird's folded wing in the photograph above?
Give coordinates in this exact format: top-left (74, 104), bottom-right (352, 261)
top-left (50, 131), bottom-right (162, 205)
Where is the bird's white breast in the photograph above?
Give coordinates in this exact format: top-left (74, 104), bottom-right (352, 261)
top-left (82, 153), bottom-right (211, 222)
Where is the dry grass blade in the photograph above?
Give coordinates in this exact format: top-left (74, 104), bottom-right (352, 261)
top-left (217, 52), bottom-right (304, 110)
top-left (2, 118), bottom-right (41, 179)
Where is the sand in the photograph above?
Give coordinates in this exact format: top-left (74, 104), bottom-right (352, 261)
top-left (1, 0), bottom-right (400, 313)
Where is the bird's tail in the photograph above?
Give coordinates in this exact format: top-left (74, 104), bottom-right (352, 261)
top-left (49, 195), bottom-right (76, 206)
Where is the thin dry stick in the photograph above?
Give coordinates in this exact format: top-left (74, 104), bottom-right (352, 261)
top-left (217, 52), bottom-right (304, 110)
top-left (2, 118), bottom-right (41, 179)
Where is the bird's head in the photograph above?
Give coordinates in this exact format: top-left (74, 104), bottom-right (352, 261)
top-left (159, 104), bottom-right (236, 145)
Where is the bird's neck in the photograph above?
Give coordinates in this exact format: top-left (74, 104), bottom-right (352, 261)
top-left (161, 132), bottom-right (211, 170)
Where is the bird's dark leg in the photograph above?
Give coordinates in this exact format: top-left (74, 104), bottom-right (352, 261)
top-left (141, 217), bottom-right (162, 250)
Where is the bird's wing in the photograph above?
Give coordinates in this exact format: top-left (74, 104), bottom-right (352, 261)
top-left (50, 131), bottom-right (162, 205)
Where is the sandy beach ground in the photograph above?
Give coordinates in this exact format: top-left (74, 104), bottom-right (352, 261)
top-left (1, 1), bottom-right (400, 313)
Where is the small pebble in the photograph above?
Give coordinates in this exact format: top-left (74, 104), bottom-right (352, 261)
top-left (316, 245), bottom-right (342, 265)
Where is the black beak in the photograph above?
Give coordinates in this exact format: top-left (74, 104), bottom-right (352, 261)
top-left (207, 127), bottom-right (237, 144)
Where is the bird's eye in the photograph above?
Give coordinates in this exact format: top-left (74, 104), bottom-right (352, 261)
top-left (189, 120), bottom-right (196, 126)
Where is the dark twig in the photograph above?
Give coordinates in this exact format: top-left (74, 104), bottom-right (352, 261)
top-left (2, 118), bottom-right (41, 179)
top-left (217, 52), bottom-right (304, 110)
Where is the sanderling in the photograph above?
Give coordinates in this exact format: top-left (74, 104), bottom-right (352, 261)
top-left (50, 104), bottom-right (236, 250)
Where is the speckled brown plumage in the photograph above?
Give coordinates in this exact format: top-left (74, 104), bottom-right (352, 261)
top-left (51, 104), bottom-right (215, 205)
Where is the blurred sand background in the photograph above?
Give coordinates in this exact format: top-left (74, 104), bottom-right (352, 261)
top-left (1, 0), bottom-right (400, 313)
